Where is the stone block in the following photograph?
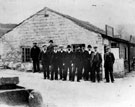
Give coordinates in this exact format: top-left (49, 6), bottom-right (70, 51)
top-left (0, 77), bottom-right (19, 85)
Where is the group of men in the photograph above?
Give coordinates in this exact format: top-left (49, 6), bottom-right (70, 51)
top-left (31, 40), bottom-right (115, 83)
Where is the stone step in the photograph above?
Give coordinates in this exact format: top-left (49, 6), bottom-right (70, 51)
top-left (0, 77), bottom-right (19, 86)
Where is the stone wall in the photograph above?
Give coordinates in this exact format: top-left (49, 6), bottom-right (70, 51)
top-left (1, 8), bottom-right (104, 63)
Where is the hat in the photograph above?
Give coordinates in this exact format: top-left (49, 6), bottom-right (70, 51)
top-left (87, 45), bottom-right (92, 48)
top-left (49, 40), bottom-right (53, 43)
top-left (42, 44), bottom-right (47, 47)
top-left (106, 46), bottom-right (110, 50)
top-left (67, 45), bottom-right (71, 48)
top-left (59, 45), bottom-right (64, 48)
top-left (33, 42), bottom-right (37, 44)
top-left (94, 46), bottom-right (98, 49)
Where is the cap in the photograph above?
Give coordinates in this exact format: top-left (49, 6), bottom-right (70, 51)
top-left (33, 42), bottom-right (37, 44)
top-left (49, 40), bottom-right (53, 43)
top-left (67, 45), bottom-right (71, 48)
top-left (59, 45), bottom-right (64, 48)
top-left (106, 46), bottom-right (110, 50)
top-left (87, 45), bottom-right (92, 48)
top-left (94, 46), bottom-right (98, 49)
top-left (42, 44), bottom-right (47, 47)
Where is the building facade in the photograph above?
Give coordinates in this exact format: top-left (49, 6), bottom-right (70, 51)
top-left (0, 7), bottom-right (134, 77)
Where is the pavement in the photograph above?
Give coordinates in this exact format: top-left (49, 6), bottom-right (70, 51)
top-left (0, 69), bottom-right (135, 107)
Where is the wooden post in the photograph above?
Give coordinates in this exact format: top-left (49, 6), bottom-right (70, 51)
top-left (128, 44), bottom-right (131, 72)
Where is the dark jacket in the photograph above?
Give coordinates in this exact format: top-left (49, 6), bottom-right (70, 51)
top-left (64, 51), bottom-right (73, 66)
top-left (86, 51), bottom-right (95, 67)
top-left (31, 46), bottom-right (40, 61)
top-left (104, 52), bottom-right (115, 68)
top-left (75, 51), bottom-right (83, 66)
top-left (51, 51), bottom-right (59, 65)
top-left (57, 51), bottom-right (65, 66)
top-left (92, 52), bottom-right (102, 68)
top-left (47, 44), bottom-right (54, 53)
top-left (40, 51), bottom-right (50, 65)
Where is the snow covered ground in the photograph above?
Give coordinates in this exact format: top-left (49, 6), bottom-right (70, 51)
top-left (0, 69), bottom-right (135, 107)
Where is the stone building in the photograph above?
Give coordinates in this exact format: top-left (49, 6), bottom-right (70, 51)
top-left (0, 7), bottom-right (135, 77)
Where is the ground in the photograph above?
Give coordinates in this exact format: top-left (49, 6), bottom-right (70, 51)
top-left (0, 69), bottom-right (135, 107)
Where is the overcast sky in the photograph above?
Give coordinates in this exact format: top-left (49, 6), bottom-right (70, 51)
top-left (0, 0), bottom-right (135, 35)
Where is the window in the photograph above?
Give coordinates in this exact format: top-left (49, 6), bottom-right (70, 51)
top-left (111, 42), bottom-right (119, 48)
top-left (21, 46), bottom-right (31, 62)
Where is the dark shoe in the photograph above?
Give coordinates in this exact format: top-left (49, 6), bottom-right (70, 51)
top-left (111, 81), bottom-right (114, 83)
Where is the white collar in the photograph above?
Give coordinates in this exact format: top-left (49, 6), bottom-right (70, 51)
top-left (94, 51), bottom-right (97, 55)
top-left (54, 50), bottom-right (57, 53)
top-left (88, 51), bottom-right (91, 54)
top-left (43, 50), bottom-right (46, 53)
top-left (68, 51), bottom-right (71, 53)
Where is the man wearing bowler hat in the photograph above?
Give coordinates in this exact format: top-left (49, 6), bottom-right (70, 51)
top-left (63, 45), bottom-right (73, 81)
top-left (47, 40), bottom-right (54, 53)
top-left (51, 45), bottom-right (59, 80)
top-left (47, 40), bottom-right (54, 74)
top-left (83, 45), bottom-right (94, 81)
top-left (31, 42), bottom-right (41, 73)
top-left (104, 46), bottom-right (115, 83)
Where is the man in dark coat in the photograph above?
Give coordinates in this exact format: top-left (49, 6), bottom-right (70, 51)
top-left (92, 46), bottom-right (102, 82)
top-left (63, 45), bottom-right (73, 81)
top-left (51, 45), bottom-right (59, 80)
top-left (104, 46), bottom-right (115, 83)
top-left (47, 40), bottom-right (54, 53)
top-left (40, 45), bottom-right (50, 79)
top-left (81, 45), bottom-right (88, 80)
top-left (31, 43), bottom-right (41, 73)
top-left (47, 40), bottom-right (54, 75)
top-left (83, 45), bottom-right (94, 81)
top-left (76, 46), bottom-right (83, 82)
top-left (57, 46), bottom-right (65, 80)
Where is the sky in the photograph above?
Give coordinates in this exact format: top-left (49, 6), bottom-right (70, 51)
top-left (0, 0), bottom-right (135, 36)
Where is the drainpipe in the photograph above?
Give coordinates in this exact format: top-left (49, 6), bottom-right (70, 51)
top-left (128, 35), bottom-right (132, 72)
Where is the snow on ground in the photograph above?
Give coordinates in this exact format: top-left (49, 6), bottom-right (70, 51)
top-left (0, 69), bottom-right (135, 107)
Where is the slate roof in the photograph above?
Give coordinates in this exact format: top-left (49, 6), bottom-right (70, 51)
top-left (1, 7), bottom-right (135, 45)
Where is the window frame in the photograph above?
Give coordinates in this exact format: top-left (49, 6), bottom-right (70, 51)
top-left (21, 46), bottom-right (31, 63)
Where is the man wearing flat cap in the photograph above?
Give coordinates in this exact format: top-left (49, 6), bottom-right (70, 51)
top-left (40, 45), bottom-right (50, 79)
top-left (31, 42), bottom-right (41, 73)
top-left (91, 46), bottom-right (102, 82)
top-left (104, 46), bottom-right (115, 83)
